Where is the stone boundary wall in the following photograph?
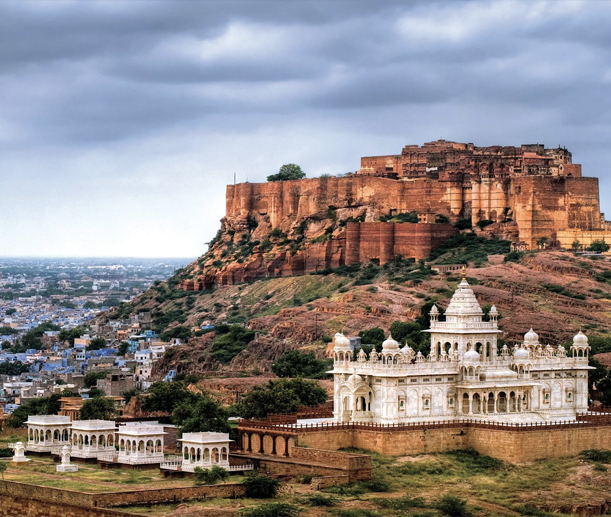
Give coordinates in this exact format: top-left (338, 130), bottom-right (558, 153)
top-left (290, 446), bottom-right (370, 471)
top-left (0, 495), bottom-right (138, 517)
top-left (0, 480), bottom-right (246, 509)
top-left (310, 475), bottom-right (350, 490)
top-left (294, 424), bottom-right (611, 463)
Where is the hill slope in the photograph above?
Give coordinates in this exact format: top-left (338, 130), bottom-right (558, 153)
top-left (109, 249), bottom-right (611, 379)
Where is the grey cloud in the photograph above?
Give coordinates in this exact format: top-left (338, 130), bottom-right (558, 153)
top-left (1, 0), bottom-right (611, 257)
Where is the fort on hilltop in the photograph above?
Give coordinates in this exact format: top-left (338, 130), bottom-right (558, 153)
top-left (185, 140), bottom-right (611, 288)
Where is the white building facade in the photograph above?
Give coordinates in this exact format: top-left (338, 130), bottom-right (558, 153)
top-left (332, 278), bottom-right (591, 424)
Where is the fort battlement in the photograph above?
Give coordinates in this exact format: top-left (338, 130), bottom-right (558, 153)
top-left (187, 141), bottom-right (610, 288)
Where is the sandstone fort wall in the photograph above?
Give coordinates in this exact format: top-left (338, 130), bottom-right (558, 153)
top-left (226, 174), bottom-right (602, 251)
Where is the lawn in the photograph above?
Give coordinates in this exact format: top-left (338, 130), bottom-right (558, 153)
top-left (122, 448), bottom-right (611, 516)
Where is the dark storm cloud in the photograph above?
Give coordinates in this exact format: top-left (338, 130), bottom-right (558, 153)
top-left (1, 0), bottom-right (611, 256)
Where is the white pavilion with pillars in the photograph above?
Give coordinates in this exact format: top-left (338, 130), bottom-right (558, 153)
top-left (332, 277), bottom-right (592, 424)
top-left (179, 432), bottom-right (230, 473)
top-left (26, 415), bottom-right (72, 453)
top-left (115, 422), bottom-right (166, 465)
top-left (70, 420), bottom-right (117, 459)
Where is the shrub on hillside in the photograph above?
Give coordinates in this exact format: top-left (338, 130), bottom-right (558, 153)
top-left (242, 474), bottom-right (281, 498)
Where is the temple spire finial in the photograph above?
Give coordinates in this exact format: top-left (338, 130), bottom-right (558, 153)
top-left (461, 264), bottom-right (466, 278)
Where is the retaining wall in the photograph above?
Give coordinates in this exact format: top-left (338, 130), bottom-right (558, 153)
top-left (0, 480), bottom-right (245, 509)
top-left (293, 424), bottom-right (611, 463)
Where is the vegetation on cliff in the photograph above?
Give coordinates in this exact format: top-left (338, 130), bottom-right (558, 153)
top-left (266, 163), bottom-right (305, 182)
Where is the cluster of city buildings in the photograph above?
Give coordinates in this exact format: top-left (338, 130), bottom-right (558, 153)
top-left (0, 327), bottom-right (183, 417)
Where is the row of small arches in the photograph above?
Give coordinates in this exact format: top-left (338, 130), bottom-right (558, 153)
top-left (29, 429), bottom-right (70, 443)
top-left (183, 446), bottom-right (228, 463)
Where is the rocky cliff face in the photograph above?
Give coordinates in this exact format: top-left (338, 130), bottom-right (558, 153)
top-left (183, 176), bottom-right (464, 288)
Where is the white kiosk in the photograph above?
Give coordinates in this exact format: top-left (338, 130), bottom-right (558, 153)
top-left (70, 420), bottom-right (117, 459)
top-left (116, 422), bottom-right (166, 465)
top-left (26, 415), bottom-right (72, 453)
top-left (179, 432), bottom-right (231, 473)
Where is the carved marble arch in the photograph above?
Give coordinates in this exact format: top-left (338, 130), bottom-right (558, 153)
top-left (354, 387), bottom-right (373, 412)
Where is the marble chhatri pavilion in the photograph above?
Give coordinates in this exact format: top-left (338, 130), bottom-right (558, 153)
top-left (332, 277), bottom-right (592, 424)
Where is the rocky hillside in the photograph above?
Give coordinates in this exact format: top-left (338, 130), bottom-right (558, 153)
top-left (109, 246), bottom-right (611, 380)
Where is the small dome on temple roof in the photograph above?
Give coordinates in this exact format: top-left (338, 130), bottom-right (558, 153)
top-left (430, 304), bottom-right (439, 315)
top-left (464, 349), bottom-right (480, 361)
top-left (382, 335), bottom-right (400, 351)
top-left (489, 305), bottom-right (498, 314)
top-left (514, 346), bottom-right (529, 359)
top-left (333, 332), bottom-right (351, 350)
top-left (572, 330), bottom-right (588, 347)
top-left (524, 328), bottom-right (539, 344)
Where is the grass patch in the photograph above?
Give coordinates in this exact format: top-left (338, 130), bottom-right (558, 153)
top-left (371, 495), bottom-right (426, 510)
top-left (579, 449), bottom-right (611, 463)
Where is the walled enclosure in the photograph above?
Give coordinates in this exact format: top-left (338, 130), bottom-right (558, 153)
top-left (0, 479), bottom-right (245, 514)
top-left (292, 424), bottom-right (611, 463)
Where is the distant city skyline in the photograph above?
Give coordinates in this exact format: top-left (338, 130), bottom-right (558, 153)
top-left (1, 0), bottom-right (611, 258)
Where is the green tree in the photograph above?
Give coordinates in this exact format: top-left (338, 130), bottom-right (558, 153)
top-left (58, 326), bottom-right (85, 345)
top-left (123, 388), bottom-right (141, 404)
top-left (0, 461), bottom-right (6, 480)
top-left (172, 392), bottom-right (230, 434)
top-left (358, 327), bottom-right (385, 348)
top-left (571, 240), bottom-right (581, 252)
top-left (589, 240), bottom-right (610, 253)
top-left (6, 394), bottom-right (61, 428)
top-left (194, 465), bottom-right (230, 485)
top-left (87, 337), bottom-right (106, 351)
top-left (19, 321), bottom-right (59, 350)
top-left (389, 321), bottom-right (422, 345)
top-left (5, 308), bottom-right (16, 316)
top-left (141, 381), bottom-right (196, 414)
top-left (536, 236), bottom-right (549, 249)
top-left (242, 474), bottom-right (281, 498)
top-left (103, 297), bottom-right (122, 307)
top-left (271, 350), bottom-right (331, 379)
top-left (453, 218), bottom-right (472, 230)
top-left (267, 164), bottom-right (305, 182)
top-left (0, 361), bottom-right (30, 375)
top-left (117, 341), bottom-right (130, 355)
top-left (237, 378), bottom-right (327, 419)
top-left (83, 370), bottom-right (110, 388)
top-left (83, 301), bottom-right (99, 309)
top-left (0, 327), bottom-right (18, 335)
top-left (80, 397), bottom-right (116, 420)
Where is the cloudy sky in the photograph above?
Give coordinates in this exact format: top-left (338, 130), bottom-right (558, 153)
top-left (1, 0), bottom-right (611, 259)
